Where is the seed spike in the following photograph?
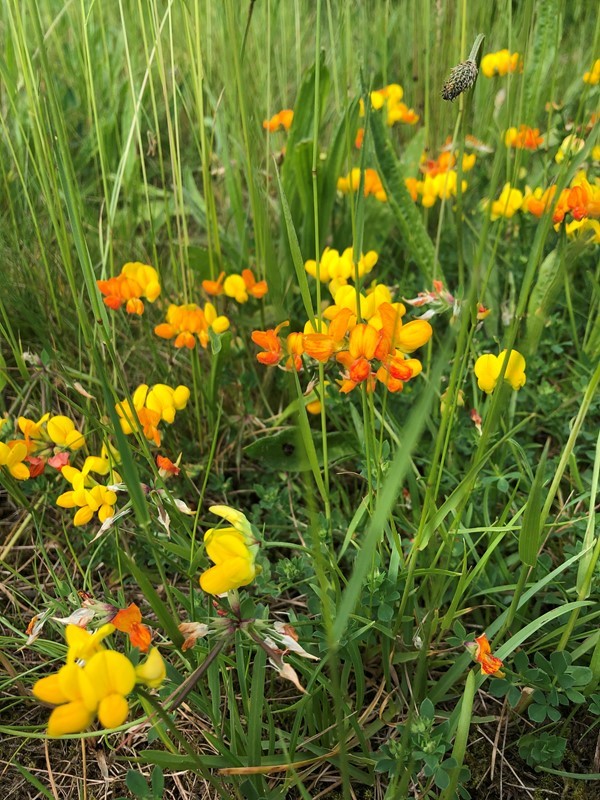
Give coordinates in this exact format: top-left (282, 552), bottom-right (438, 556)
top-left (441, 59), bottom-right (478, 102)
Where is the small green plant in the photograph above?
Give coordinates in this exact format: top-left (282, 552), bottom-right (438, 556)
top-left (122, 767), bottom-right (164, 800)
top-left (518, 732), bottom-right (567, 768)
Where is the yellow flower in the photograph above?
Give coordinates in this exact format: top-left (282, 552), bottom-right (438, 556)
top-left (32, 625), bottom-right (165, 736)
top-left (304, 247), bottom-right (378, 292)
top-left (583, 59), bottom-right (600, 85)
top-left (487, 183), bottom-right (523, 220)
top-left (97, 262), bottom-right (161, 315)
top-left (56, 482), bottom-right (118, 526)
top-left (135, 647), bottom-right (166, 688)
top-left (474, 349), bottom-right (526, 394)
top-left (481, 49), bottom-right (520, 78)
top-left (199, 505), bottom-right (259, 595)
top-left (116, 384), bottom-right (190, 446)
top-left (33, 649), bottom-right (135, 736)
top-left (17, 413), bottom-right (85, 454)
top-left (0, 441), bottom-right (30, 480)
top-left (154, 303), bottom-right (230, 349)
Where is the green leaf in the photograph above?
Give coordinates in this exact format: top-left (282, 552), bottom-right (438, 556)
top-left (126, 770), bottom-right (150, 799)
top-left (525, 249), bottom-right (565, 355)
top-left (368, 104), bottom-right (439, 284)
top-left (151, 766), bottom-right (164, 798)
top-left (245, 427), bottom-right (355, 471)
top-left (518, 440), bottom-right (549, 566)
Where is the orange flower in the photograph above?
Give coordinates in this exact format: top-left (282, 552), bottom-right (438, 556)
top-left (337, 168), bottom-right (387, 202)
top-left (334, 323), bottom-right (382, 392)
top-left (97, 262), bottom-right (160, 315)
top-left (154, 302), bottom-right (230, 349)
top-left (241, 269), bottom-right (269, 299)
top-left (355, 127), bottom-right (365, 149)
top-left (303, 308), bottom-right (352, 363)
top-left (263, 109), bottom-right (294, 132)
top-left (504, 125), bottom-right (544, 151)
top-left (285, 332), bottom-right (304, 371)
top-left (251, 321), bottom-right (288, 365)
top-left (111, 604), bottom-right (152, 653)
top-left (156, 454), bottom-right (180, 477)
top-left (202, 271), bottom-right (225, 296)
top-left (470, 633), bottom-right (504, 677)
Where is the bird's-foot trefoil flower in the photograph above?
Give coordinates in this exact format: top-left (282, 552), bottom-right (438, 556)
top-left (474, 349), bottom-right (526, 394)
top-left (97, 262), bottom-right (161, 315)
top-left (199, 505), bottom-right (260, 596)
top-left (466, 633), bottom-right (505, 678)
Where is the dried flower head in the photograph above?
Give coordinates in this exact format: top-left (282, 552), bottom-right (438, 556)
top-left (442, 60), bottom-right (478, 101)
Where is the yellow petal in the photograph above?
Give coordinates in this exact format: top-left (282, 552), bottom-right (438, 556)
top-left (204, 529), bottom-right (250, 564)
top-left (200, 557), bottom-right (256, 595)
top-left (47, 701), bottom-right (95, 737)
top-left (395, 320), bottom-right (433, 352)
top-left (84, 651), bottom-right (136, 698)
top-left (135, 647), bottom-right (166, 688)
top-left (474, 354), bottom-right (501, 394)
top-left (97, 694), bottom-right (129, 729)
top-left (33, 673), bottom-right (69, 705)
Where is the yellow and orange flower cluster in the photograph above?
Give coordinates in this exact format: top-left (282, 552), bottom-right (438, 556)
top-left (360, 84), bottom-right (419, 127)
top-left (116, 383), bottom-right (190, 447)
top-left (0, 412), bottom-right (87, 481)
top-left (304, 247), bottom-right (378, 294)
top-left (486, 183), bottom-right (524, 220)
top-left (524, 172), bottom-right (600, 241)
top-left (504, 125), bottom-right (544, 151)
top-left (154, 302), bottom-right (230, 349)
top-left (97, 262), bottom-right (161, 315)
top-left (252, 282), bottom-right (432, 395)
top-left (337, 168), bottom-right (387, 202)
top-left (202, 268), bottom-right (268, 303)
top-left (583, 59), bottom-right (600, 85)
top-left (355, 83), bottom-right (419, 148)
top-left (481, 50), bottom-right (520, 78)
top-left (32, 624), bottom-right (165, 736)
top-left (405, 149), bottom-right (475, 208)
top-left (263, 109), bottom-right (294, 132)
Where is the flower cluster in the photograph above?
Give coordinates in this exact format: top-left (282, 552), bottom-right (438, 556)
top-left (263, 109), bottom-right (294, 132)
top-left (202, 268), bottom-right (268, 303)
top-left (32, 624), bottom-right (165, 736)
top-left (304, 247), bottom-right (378, 294)
top-left (504, 125), bottom-right (544, 151)
top-left (522, 173), bottom-right (600, 241)
top-left (154, 302), bottom-right (230, 349)
top-left (97, 262), bottom-right (161, 315)
top-left (116, 383), bottom-right (190, 446)
top-left (252, 280), bottom-right (433, 395)
top-left (355, 83), bottom-right (419, 147)
top-left (56, 455), bottom-right (120, 526)
top-left (200, 505), bottom-right (259, 595)
top-left (405, 148), bottom-right (475, 208)
top-left (0, 410), bottom-right (91, 481)
top-left (474, 349), bottom-right (526, 394)
top-left (583, 59), bottom-right (600, 85)
top-left (480, 49), bottom-right (520, 78)
top-left (486, 183), bottom-right (524, 220)
top-left (337, 168), bottom-right (387, 202)
top-left (360, 83), bottom-right (419, 127)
